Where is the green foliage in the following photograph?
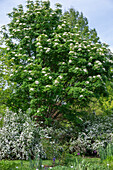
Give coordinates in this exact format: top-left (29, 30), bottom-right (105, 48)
top-left (0, 0), bottom-right (113, 123)
top-left (98, 143), bottom-right (113, 169)
top-left (99, 81), bottom-right (113, 115)
top-left (99, 143), bottom-right (113, 161)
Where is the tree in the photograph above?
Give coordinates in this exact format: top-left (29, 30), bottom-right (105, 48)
top-left (63, 8), bottom-right (99, 43)
top-left (0, 0), bottom-right (113, 124)
top-left (0, 41), bottom-right (14, 116)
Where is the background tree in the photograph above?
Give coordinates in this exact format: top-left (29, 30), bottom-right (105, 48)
top-left (0, 0), bottom-right (113, 124)
top-left (0, 44), bottom-right (13, 117)
top-left (63, 8), bottom-right (113, 115)
top-left (63, 8), bottom-right (99, 43)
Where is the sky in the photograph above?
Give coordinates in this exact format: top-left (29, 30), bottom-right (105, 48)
top-left (0, 0), bottom-right (113, 52)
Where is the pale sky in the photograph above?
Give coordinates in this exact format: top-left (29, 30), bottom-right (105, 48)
top-left (0, 0), bottom-right (113, 52)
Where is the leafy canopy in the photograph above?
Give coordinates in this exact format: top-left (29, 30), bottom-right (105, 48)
top-left (0, 0), bottom-right (113, 123)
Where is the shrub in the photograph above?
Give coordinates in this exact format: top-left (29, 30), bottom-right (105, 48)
top-left (69, 114), bottom-right (113, 155)
top-left (0, 110), bottom-right (45, 160)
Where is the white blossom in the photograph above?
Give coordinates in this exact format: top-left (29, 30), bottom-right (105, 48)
top-left (83, 69), bottom-right (87, 72)
top-left (46, 85), bottom-right (51, 88)
top-left (49, 76), bottom-right (52, 79)
top-left (58, 75), bottom-right (63, 79)
top-left (73, 55), bottom-right (77, 58)
top-left (69, 51), bottom-right (74, 54)
top-left (63, 32), bottom-right (67, 36)
top-left (95, 61), bottom-right (102, 65)
top-left (69, 60), bottom-right (72, 63)
top-left (46, 48), bottom-right (50, 53)
top-left (35, 81), bottom-right (39, 84)
top-left (47, 39), bottom-right (51, 42)
top-left (28, 77), bottom-right (32, 80)
top-left (19, 66), bottom-right (22, 68)
top-left (42, 71), bottom-right (46, 74)
top-left (62, 62), bottom-right (65, 64)
top-left (38, 46), bottom-right (42, 49)
top-left (76, 33), bottom-right (79, 36)
top-left (36, 42), bottom-right (41, 45)
top-left (58, 25), bottom-right (62, 29)
top-left (97, 75), bottom-right (101, 78)
top-left (30, 88), bottom-right (34, 91)
top-left (62, 24), bottom-right (65, 26)
top-left (54, 80), bottom-right (59, 84)
top-left (25, 36), bottom-right (29, 38)
top-left (78, 48), bottom-right (81, 51)
top-left (88, 63), bottom-right (92, 66)
top-left (89, 76), bottom-right (92, 79)
top-left (54, 42), bottom-right (58, 46)
top-left (87, 45), bottom-right (90, 47)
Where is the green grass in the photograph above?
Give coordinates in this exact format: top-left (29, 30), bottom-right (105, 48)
top-left (0, 156), bottom-right (110, 170)
top-left (0, 159), bottom-right (57, 170)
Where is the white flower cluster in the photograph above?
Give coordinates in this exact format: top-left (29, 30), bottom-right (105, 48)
top-left (35, 80), bottom-right (39, 84)
top-left (58, 75), bottom-right (63, 79)
top-left (69, 114), bottom-right (113, 154)
top-left (95, 60), bottom-right (102, 65)
top-left (54, 80), bottom-right (59, 84)
top-left (0, 110), bottom-right (45, 160)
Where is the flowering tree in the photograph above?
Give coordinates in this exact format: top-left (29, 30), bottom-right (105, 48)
top-left (0, 0), bottom-right (113, 123)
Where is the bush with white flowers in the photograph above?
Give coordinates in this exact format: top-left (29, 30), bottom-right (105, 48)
top-left (0, 110), bottom-right (45, 160)
top-left (69, 114), bottom-right (113, 155)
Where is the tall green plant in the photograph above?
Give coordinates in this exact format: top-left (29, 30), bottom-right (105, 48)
top-left (99, 143), bottom-right (113, 161)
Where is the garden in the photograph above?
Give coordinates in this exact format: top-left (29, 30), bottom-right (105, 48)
top-left (0, 0), bottom-right (113, 169)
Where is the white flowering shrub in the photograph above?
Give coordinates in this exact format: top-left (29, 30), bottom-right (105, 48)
top-left (0, 110), bottom-right (45, 160)
top-left (69, 114), bottom-right (113, 155)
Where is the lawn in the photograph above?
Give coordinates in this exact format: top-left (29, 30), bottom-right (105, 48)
top-left (0, 156), bottom-right (110, 170)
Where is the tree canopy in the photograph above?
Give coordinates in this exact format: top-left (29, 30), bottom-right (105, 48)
top-left (0, 0), bottom-right (113, 124)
